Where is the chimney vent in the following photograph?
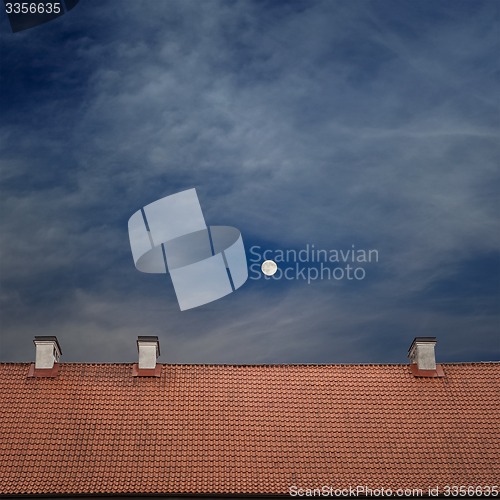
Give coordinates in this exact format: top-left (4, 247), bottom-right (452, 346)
top-left (408, 337), bottom-right (437, 371)
top-left (33, 336), bottom-right (62, 369)
top-left (137, 336), bottom-right (160, 369)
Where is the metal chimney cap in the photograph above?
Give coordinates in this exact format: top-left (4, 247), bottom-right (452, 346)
top-left (33, 336), bottom-right (62, 355)
top-left (136, 336), bottom-right (160, 356)
top-left (408, 337), bottom-right (436, 356)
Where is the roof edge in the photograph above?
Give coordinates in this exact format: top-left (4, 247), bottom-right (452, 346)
top-left (1, 361), bottom-right (499, 367)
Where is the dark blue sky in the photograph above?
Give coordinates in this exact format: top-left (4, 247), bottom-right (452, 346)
top-left (0, 0), bottom-right (499, 364)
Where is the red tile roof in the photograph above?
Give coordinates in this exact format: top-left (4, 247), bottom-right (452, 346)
top-left (0, 363), bottom-right (499, 496)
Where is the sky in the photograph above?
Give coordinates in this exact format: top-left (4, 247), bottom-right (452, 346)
top-left (0, 0), bottom-right (498, 365)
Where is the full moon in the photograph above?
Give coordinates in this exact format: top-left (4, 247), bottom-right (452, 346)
top-left (261, 260), bottom-right (278, 276)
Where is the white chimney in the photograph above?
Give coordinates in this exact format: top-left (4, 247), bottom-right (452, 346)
top-left (33, 336), bottom-right (62, 369)
top-left (137, 336), bottom-right (160, 369)
top-left (408, 337), bottom-right (437, 371)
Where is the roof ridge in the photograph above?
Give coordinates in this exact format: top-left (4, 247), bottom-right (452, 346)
top-left (1, 361), bottom-right (499, 366)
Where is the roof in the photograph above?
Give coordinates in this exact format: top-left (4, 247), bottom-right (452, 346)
top-left (0, 362), bottom-right (499, 496)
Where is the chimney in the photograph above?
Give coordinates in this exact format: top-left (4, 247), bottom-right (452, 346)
top-left (408, 337), bottom-right (437, 371)
top-left (137, 336), bottom-right (160, 369)
top-left (33, 336), bottom-right (62, 369)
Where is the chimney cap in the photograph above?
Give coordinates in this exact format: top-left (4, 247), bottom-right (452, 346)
top-left (137, 336), bottom-right (160, 356)
top-left (33, 336), bottom-right (62, 355)
top-left (408, 336), bottom-right (436, 355)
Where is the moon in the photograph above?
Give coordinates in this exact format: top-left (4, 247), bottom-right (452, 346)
top-left (261, 260), bottom-right (278, 276)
